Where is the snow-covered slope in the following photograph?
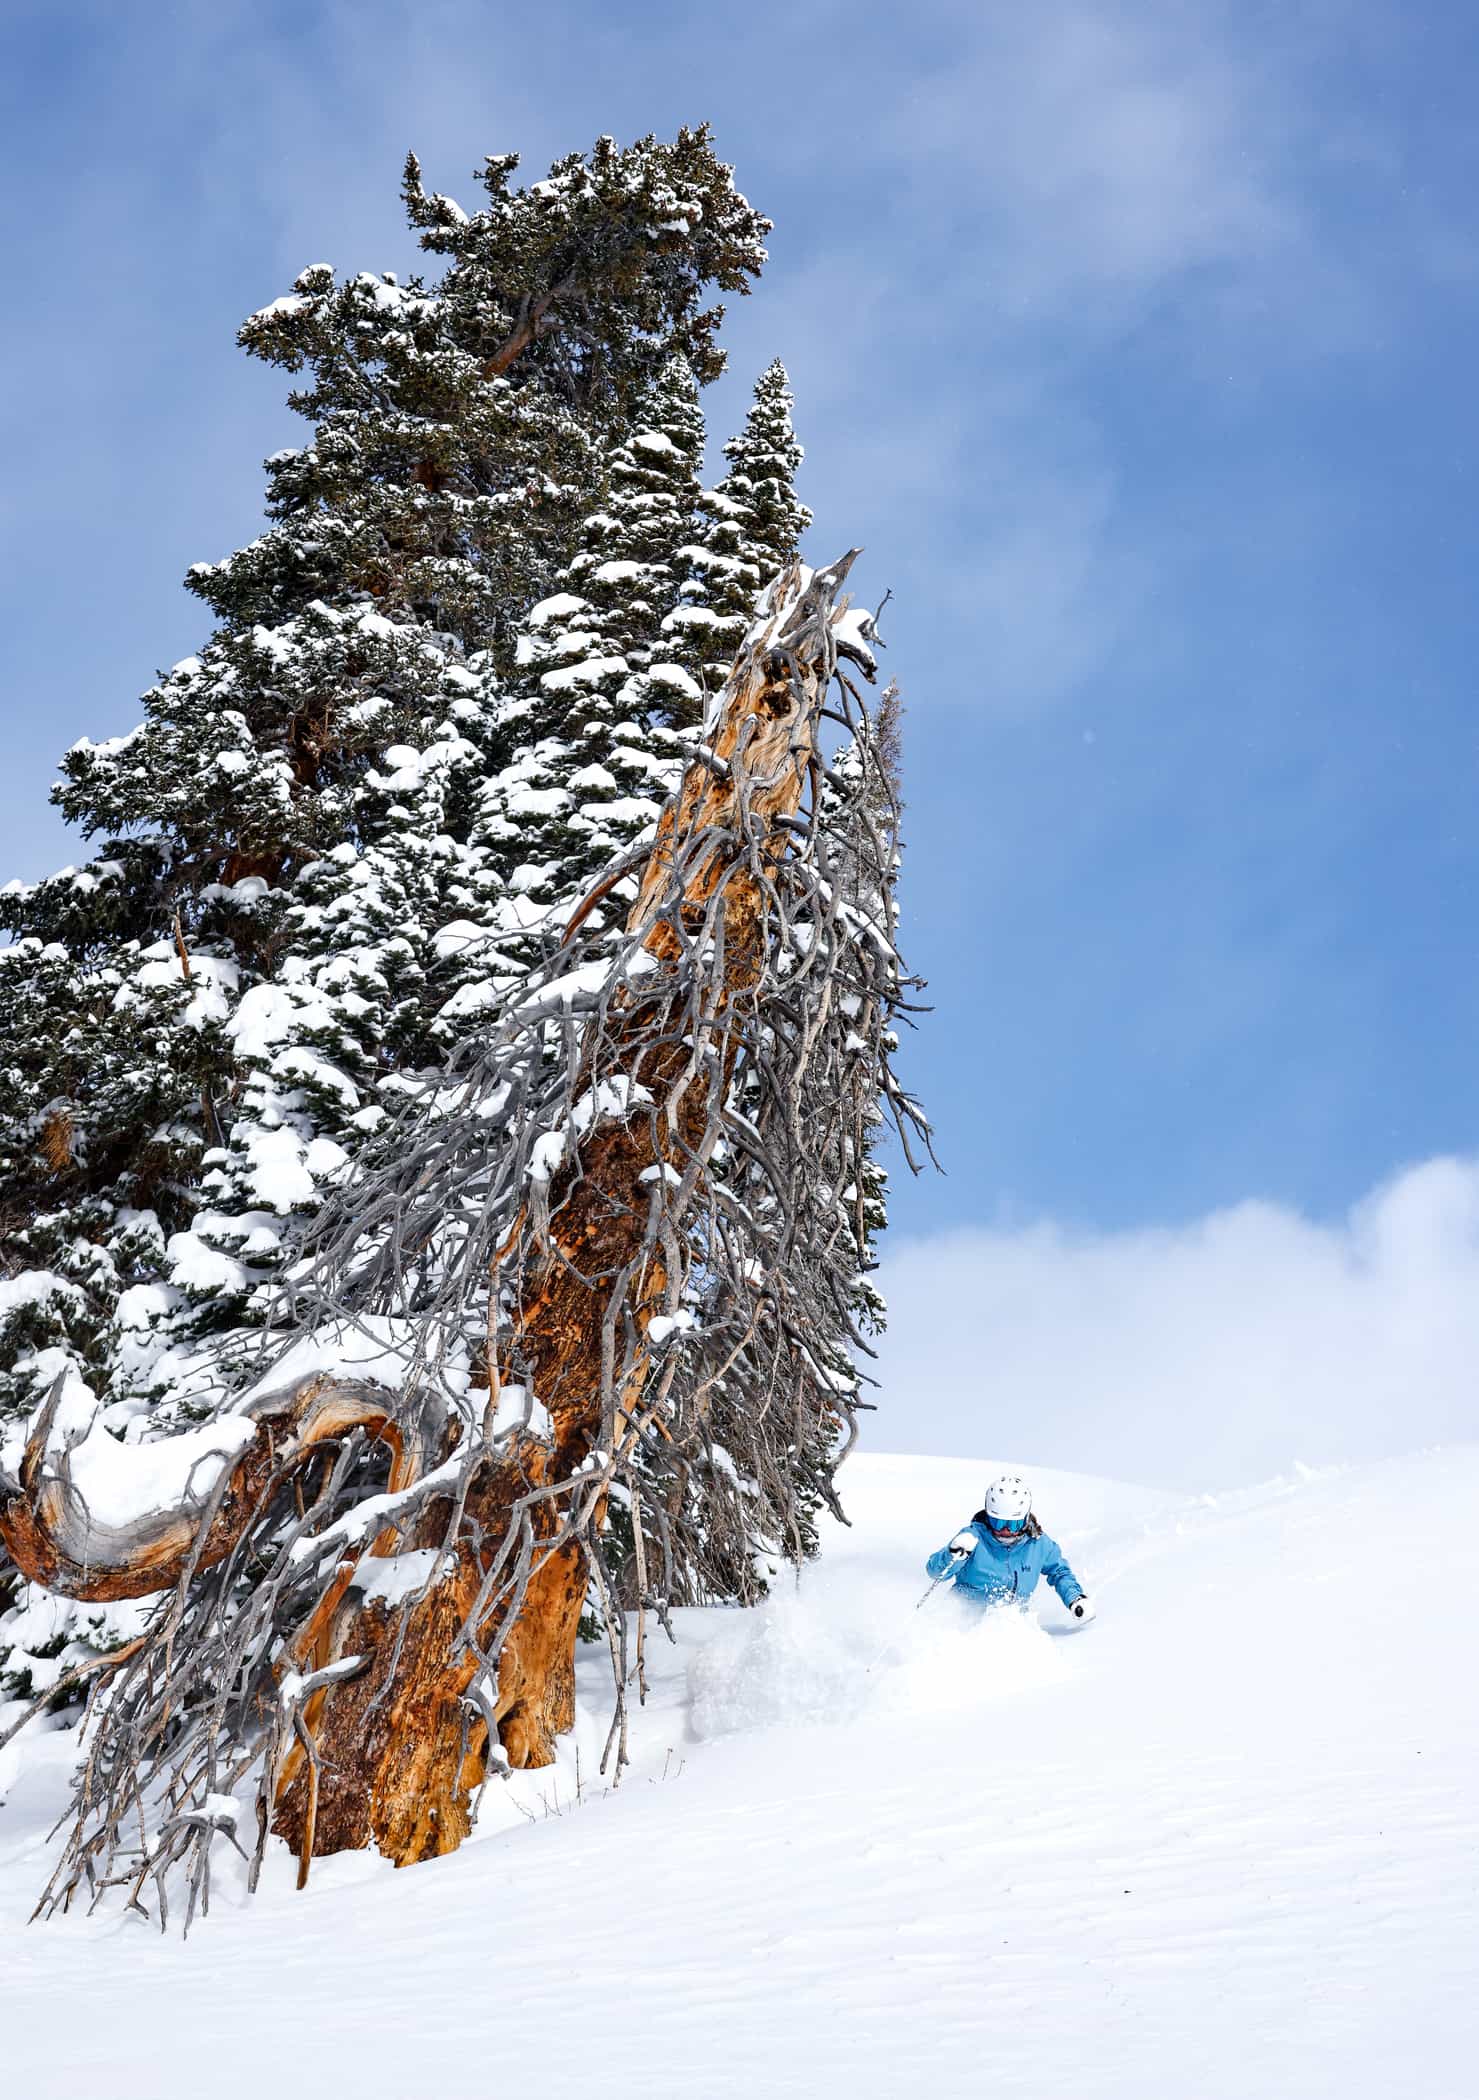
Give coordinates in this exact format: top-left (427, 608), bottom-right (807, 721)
top-left (3, 1447), bottom-right (1476, 2097)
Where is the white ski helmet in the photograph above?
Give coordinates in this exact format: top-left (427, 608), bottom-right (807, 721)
top-left (984, 1474), bottom-right (1032, 1525)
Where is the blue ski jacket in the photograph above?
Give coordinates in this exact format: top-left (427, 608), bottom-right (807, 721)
top-left (925, 1517), bottom-right (1084, 1609)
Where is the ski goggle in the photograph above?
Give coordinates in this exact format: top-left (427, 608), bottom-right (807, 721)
top-left (987, 1515), bottom-right (1028, 1536)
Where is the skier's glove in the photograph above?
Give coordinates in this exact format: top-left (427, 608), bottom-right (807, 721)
top-left (1068, 1595), bottom-right (1096, 1623)
top-left (948, 1531), bottom-right (976, 1560)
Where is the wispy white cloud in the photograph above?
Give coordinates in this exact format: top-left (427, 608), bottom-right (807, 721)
top-left (872, 1156), bottom-right (1479, 1490)
top-left (730, 1), bottom-right (1333, 711)
top-left (764, 0), bottom-right (1447, 710)
top-left (882, 1), bottom-right (1301, 323)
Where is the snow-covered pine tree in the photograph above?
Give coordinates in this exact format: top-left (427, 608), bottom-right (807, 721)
top-left (0, 130), bottom-right (770, 1696)
top-left (430, 358), bottom-right (816, 1116)
top-left (715, 359), bottom-right (812, 577)
top-left (0, 133), bottom-right (769, 1423)
top-left (0, 889), bottom-right (227, 1423)
top-left (665, 358), bottom-right (813, 697)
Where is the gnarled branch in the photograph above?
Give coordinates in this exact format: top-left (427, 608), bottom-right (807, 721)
top-left (0, 1373), bottom-right (430, 1602)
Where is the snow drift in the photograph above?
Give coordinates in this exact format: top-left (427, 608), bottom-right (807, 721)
top-left (2, 1445), bottom-right (1475, 2098)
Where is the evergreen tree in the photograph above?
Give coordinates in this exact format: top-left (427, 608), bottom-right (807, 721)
top-left (668, 358), bottom-right (812, 691)
top-left (0, 129), bottom-right (769, 1694)
top-left (0, 131), bottom-right (768, 1428)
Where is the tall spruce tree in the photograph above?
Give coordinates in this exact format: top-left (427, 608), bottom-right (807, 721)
top-left (0, 130), bottom-right (769, 1694)
top-left (654, 359), bottom-right (812, 722)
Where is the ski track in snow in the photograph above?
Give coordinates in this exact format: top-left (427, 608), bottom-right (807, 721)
top-left (2, 1447), bottom-right (1476, 2097)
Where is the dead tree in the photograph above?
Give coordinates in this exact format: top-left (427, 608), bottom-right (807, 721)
top-left (0, 555), bottom-right (929, 1924)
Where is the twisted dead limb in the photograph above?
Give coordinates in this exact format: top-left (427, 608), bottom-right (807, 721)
top-left (0, 1372), bottom-right (425, 1602)
top-left (0, 554), bottom-right (929, 1921)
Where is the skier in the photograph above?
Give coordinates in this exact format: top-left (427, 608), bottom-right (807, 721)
top-left (926, 1474), bottom-right (1094, 1622)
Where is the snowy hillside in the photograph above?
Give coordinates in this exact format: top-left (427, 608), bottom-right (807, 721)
top-left (4, 1446), bottom-right (1476, 2097)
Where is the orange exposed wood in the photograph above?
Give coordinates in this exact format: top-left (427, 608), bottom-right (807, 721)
top-left (38, 1109), bottom-right (74, 1174)
top-left (0, 1378), bottom-right (407, 1603)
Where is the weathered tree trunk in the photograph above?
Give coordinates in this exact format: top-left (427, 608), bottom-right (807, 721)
top-left (0, 556), bottom-right (859, 1876)
top-left (472, 558), bottom-right (853, 1780)
top-left (281, 561), bottom-right (853, 1859)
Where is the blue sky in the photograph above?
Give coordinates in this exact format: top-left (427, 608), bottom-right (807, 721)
top-left (4, 0), bottom-right (1479, 1295)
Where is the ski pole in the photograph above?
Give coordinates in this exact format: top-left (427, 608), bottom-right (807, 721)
top-left (915, 1565), bottom-right (956, 1610)
top-left (863, 1564), bottom-right (956, 1677)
